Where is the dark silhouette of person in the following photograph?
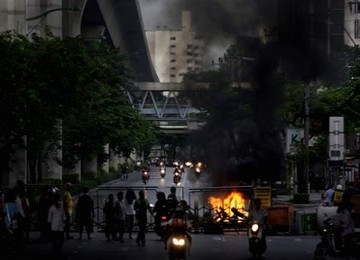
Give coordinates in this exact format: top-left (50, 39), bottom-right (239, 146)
top-left (76, 187), bottom-right (94, 240)
top-left (134, 190), bottom-right (151, 246)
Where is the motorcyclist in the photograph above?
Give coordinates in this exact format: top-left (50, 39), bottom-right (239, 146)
top-left (333, 197), bottom-right (355, 251)
top-left (248, 198), bottom-right (268, 252)
top-left (165, 200), bottom-right (193, 253)
top-left (152, 192), bottom-right (169, 239)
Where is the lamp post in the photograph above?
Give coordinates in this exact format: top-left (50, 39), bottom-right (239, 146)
top-left (25, 6), bottom-right (81, 37)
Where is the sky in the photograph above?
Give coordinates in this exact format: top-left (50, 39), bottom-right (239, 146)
top-left (137, 0), bottom-right (278, 63)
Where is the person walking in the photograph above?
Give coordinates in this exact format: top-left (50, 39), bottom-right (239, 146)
top-left (103, 193), bottom-right (116, 241)
top-left (76, 187), bottom-right (94, 240)
top-left (134, 190), bottom-right (152, 246)
top-left (48, 193), bottom-right (66, 257)
top-left (124, 189), bottom-right (136, 240)
top-left (114, 191), bottom-right (126, 242)
top-left (63, 182), bottom-right (74, 239)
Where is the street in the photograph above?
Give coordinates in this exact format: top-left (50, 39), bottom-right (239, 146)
top-left (24, 230), bottom-right (320, 260)
top-left (20, 165), bottom-right (325, 260)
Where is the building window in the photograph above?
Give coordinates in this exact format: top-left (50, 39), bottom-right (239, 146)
top-left (170, 37), bottom-right (176, 40)
top-left (186, 51), bottom-right (193, 56)
top-left (170, 52), bottom-right (176, 55)
top-left (349, 0), bottom-right (360, 13)
top-left (187, 44), bottom-right (193, 48)
top-left (170, 44), bottom-right (176, 48)
top-left (170, 59), bottom-right (176, 63)
top-left (170, 67), bottom-right (176, 70)
top-left (187, 59), bottom-right (192, 63)
top-left (355, 19), bottom-right (360, 39)
top-left (170, 74), bottom-right (176, 78)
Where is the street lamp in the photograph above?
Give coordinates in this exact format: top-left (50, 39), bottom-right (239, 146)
top-left (25, 6), bottom-right (81, 37)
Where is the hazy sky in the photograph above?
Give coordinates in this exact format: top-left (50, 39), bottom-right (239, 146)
top-left (137, 0), bottom-right (278, 63)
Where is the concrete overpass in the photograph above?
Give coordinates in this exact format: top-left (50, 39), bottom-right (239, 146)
top-left (75, 0), bottom-right (208, 133)
top-left (79, 0), bottom-right (158, 82)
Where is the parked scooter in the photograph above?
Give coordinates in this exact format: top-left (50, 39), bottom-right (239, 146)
top-left (232, 207), bottom-right (266, 259)
top-left (314, 217), bottom-right (360, 259)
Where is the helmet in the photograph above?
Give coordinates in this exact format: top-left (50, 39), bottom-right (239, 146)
top-left (336, 184), bottom-right (343, 190)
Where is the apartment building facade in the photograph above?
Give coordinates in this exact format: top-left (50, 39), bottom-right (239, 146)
top-left (146, 11), bottom-right (204, 83)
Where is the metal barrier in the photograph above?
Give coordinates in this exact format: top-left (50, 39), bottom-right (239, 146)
top-left (93, 186), bottom-right (159, 230)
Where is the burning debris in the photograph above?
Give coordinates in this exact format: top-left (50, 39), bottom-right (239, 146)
top-left (208, 191), bottom-right (249, 222)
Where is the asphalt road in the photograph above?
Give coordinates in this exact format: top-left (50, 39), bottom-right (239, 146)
top-left (23, 230), bottom-right (321, 260)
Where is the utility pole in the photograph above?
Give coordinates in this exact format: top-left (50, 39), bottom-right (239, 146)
top-left (304, 83), bottom-right (310, 193)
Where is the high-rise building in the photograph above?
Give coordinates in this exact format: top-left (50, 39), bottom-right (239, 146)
top-left (146, 10), bottom-right (204, 83)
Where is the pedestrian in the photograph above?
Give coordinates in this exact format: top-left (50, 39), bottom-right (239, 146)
top-left (103, 193), bottom-right (116, 241)
top-left (152, 192), bottom-right (168, 240)
top-left (63, 182), bottom-right (74, 239)
top-left (124, 189), bottom-right (136, 239)
top-left (48, 193), bottom-right (66, 257)
top-left (14, 181), bottom-right (31, 241)
top-left (38, 187), bottom-right (54, 242)
top-left (76, 187), bottom-right (94, 240)
top-left (134, 190), bottom-right (152, 246)
top-left (3, 189), bottom-right (22, 237)
top-left (114, 191), bottom-right (126, 242)
top-left (167, 186), bottom-right (179, 217)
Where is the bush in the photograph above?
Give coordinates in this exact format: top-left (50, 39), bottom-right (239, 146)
top-left (293, 193), bottom-right (309, 204)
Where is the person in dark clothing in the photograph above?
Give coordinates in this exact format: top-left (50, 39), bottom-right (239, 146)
top-left (76, 187), bottom-right (94, 240)
top-left (103, 194), bottom-right (116, 241)
top-left (166, 187), bottom-right (179, 218)
top-left (38, 187), bottom-right (55, 241)
top-left (134, 190), bottom-right (152, 246)
top-left (152, 192), bottom-right (169, 240)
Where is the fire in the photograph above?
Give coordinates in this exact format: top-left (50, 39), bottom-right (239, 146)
top-left (208, 191), bottom-right (249, 218)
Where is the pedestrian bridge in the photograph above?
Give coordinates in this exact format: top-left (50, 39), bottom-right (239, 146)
top-left (126, 82), bottom-right (210, 133)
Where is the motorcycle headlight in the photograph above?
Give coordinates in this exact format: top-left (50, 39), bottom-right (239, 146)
top-left (251, 223), bottom-right (259, 232)
top-left (172, 237), bottom-right (185, 246)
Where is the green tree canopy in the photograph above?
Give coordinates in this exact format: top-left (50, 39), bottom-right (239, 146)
top-left (0, 31), bottom-right (156, 185)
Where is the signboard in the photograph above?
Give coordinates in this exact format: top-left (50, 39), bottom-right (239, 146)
top-left (285, 128), bottom-right (304, 154)
top-left (253, 186), bottom-right (272, 208)
top-left (329, 117), bottom-right (345, 161)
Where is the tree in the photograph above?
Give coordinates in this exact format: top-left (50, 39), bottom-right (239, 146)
top-left (0, 31), bottom-right (157, 185)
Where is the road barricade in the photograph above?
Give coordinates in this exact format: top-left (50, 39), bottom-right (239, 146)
top-left (267, 206), bottom-right (294, 234)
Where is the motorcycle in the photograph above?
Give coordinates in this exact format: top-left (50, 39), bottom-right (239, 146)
top-left (194, 162), bottom-right (202, 179)
top-left (173, 171), bottom-right (181, 184)
top-left (232, 207), bottom-right (266, 259)
top-left (142, 169), bottom-right (150, 184)
top-left (166, 216), bottom-right (191, 260)
top-left (314, 217), bottom-right (360, 259)
top-left (160, 166), bottom-right (166, 179)
top-left (154, 214), bottom-right (168, 240)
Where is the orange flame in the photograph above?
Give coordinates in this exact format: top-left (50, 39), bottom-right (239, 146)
top-left (208, 191), bottom-right (249, 217)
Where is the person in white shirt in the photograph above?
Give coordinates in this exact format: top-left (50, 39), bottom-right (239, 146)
top-left (48, 194), bottom-right (66, 256)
